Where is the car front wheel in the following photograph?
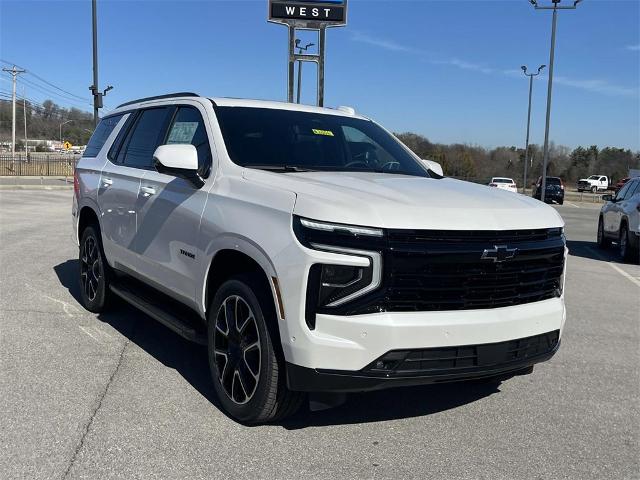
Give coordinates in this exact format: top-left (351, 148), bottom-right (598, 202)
top-left (207, 275), bottom-right (303, 424)
top-left (619, 224), bottom-right (639, 262)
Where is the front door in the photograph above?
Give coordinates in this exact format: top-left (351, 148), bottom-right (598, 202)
top-left (133, 104), bottom-right (214, 306)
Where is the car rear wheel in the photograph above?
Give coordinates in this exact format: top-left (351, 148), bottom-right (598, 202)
top-left (78, 225), bottom-right (112, 312)
top-left (207, 275), bottom-right (303, 424)
top-left (597, 217), bottom-right (611, 249)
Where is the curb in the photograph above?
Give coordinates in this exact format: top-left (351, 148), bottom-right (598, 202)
top-left (0, 185), bottom-right (73, 190)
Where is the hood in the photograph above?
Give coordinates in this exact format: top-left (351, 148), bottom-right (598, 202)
top-left (242, 170), bottom-right (564, 231)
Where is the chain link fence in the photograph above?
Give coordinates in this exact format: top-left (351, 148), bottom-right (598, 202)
top-left (0, 153), bottom-right (78, 176)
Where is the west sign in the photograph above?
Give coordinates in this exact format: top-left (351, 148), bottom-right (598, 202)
top-left (268, 0), bottom-right (347, 27)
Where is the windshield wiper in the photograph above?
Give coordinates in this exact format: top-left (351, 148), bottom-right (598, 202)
top-left (244, 164), bottom-right (315, 173)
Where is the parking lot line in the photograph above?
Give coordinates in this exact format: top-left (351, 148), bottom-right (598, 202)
top-left (586, 247), bottom-right (640, 288)
top-left (565, 202), bottom-right (580, 208)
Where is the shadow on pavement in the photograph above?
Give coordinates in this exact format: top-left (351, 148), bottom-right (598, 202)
top-left (567, 240), bottom-right (622, 262)
top-left (54, 258), bottom-right (500, 428)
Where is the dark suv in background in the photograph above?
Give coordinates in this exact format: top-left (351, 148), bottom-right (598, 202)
top-left (533, 176), bottom-right (565, 205)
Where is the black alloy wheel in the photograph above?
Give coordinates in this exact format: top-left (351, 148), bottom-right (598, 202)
top-left (78, 225), bottom-right (111, 312)
top-left (213, 295), bottom-right (261, 405)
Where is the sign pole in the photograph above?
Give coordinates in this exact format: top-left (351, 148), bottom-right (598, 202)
top-left (287, 25), bottom-right (296, 103)
top-left (317, 26), bottom-right (326, 107)
top-left (268, 0), bottom-right (347, 107)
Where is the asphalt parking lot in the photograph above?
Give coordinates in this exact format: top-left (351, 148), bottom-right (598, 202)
top-left (1, 190), bottom-right (638, 480)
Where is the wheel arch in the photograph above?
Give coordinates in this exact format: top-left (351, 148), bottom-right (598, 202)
top-left (203, 247), bottom-right (286, 360)
top-left (77, 205), bottom-right (101, 242)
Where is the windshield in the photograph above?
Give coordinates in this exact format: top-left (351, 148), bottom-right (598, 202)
top-left (588, 175), bottom-right (600, 180)
top-left (492, 178), bottom-right (513, 183)
top-left (215, 106), bottom-right (429, 177)
top-left (546, 178), bottom-right (561, 185)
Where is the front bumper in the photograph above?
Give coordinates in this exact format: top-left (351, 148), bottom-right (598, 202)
top-left (287, 334), bottom-right (560, 392)
top-left (283, 295), bottom-right (565, 373)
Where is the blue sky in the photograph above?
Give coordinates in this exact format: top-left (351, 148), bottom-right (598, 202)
top-left (1, 0), bottom-right (639, 150)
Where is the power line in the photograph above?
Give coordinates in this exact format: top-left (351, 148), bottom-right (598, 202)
top-left (18, 76), bottom-right (93, 108)
top-left (0, 58), bottom-right (91, 102)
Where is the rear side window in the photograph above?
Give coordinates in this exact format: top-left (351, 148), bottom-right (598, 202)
top-left (165, 106), bottom-right (212, 178)
top-left (119, 107), bottom-right (171, 169)
top-left (83, 114), bottom-right (124, 157)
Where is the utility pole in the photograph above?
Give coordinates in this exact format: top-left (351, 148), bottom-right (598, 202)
top-left (23, 88), bottom-right (28, 156)
top-left (529, 0), bottom-right (582, 202)
top-left (521, 64), bottom-right (546, 194)
top-left (89, 0), bottom-right (112, 126)
top-left (2, 65), bottom-right (26, 159)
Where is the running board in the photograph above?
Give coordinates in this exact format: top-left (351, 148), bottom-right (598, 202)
top-left (110, 282), bottom-right (207, 345)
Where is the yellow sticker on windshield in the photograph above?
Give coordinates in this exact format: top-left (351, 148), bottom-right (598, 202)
top-left (312, 128), bottom-right (334, 137)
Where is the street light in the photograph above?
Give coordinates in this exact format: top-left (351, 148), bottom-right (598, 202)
top-left (521, 64), bottom-right (546, 194)
top-left (529, 0), bottom-right (583, 202)
top-left (295, 39), bottom-right (315, 104)
top-left (60, 120), bottom-right (73, 144)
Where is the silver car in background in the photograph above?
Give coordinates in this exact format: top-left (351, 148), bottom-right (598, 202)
top-left (597, 176), bottom-right (640, 262)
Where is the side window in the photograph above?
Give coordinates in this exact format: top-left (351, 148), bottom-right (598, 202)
top-left (600, 177), bottom-right (607, 182)
top-left (615, 181), bottom-right (633, 201)
top-left (84, 114), bottom-right (125, 157)
top-left (119, 107), bottom-right (171, 169)
top-left (165, 106), bottom-right (212, 177)
top-left (107, 113), bottom-right (135, 162)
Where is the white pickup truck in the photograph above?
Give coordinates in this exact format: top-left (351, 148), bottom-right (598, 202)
top-left (577, 175), bottom-right (610, 193)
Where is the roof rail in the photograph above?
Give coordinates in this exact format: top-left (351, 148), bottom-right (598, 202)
top-left (116, 92), bottom-right (199, 108)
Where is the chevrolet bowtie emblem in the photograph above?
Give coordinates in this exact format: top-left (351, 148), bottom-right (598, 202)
top-left (481, 245), bottom-right (518, 262)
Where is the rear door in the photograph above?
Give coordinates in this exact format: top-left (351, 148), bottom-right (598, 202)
top-left (605, 180), bottom-right (634, 234)
top-left (133, 103), bottom-right (215, 306)
top-left (98, 107), bottom-right (172, 272)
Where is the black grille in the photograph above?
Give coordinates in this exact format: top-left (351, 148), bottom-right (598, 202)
top-left (364, 330), bottom-right (560, 376)
top-left (319, 228), bottom-right (565, 315)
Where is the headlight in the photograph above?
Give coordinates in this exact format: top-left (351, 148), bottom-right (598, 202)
top-left (295, 217), bottom-right (384, 329)
top-left (293, 215), bottom-right (386, 250)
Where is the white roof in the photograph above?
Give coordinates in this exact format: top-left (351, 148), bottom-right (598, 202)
top-left (210, 97), bottom-right (367, 119)
top-left (109, 94), bottom-right (366, 120)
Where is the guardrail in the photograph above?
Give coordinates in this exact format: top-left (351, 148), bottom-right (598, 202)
top-left (0, 154), bottom-right (78, 176)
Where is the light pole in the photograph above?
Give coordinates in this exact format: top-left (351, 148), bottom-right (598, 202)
top-left (295, 39), bottom-right (315, 104)
top-left (60, 120), bottom-right (73, 144)
top-left (529, 0), bottom-right (582, 202)
top-left (521, 64), bottom-right (546, 194)
top-left (89, 0), bottom-right (113, 125)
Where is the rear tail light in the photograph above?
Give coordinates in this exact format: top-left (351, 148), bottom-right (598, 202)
top-left (73, 169), bottom-right (80, 199)
top-left (489, 183), bottom-right (497, 187)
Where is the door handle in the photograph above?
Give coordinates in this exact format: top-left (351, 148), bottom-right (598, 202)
top-left (102, 178), bottom-right (113, 187)
top-left (140, 186), bottom-right (156, 197)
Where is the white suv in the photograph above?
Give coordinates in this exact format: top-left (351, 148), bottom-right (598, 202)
top-left (72, 93), bottom-right (567, 423)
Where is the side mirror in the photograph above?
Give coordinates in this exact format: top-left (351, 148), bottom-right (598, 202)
top-left (421, 159), bottom-right (444, 176)
top-left (153, 144), bottom-right (203, 188)
top-left (602, 194), bottom-right (613, 202)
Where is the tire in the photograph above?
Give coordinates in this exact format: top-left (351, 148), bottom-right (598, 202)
top-left (619, 224), bottom-right (639, 263)
top-left (558, 198), bottom-right (564, 205)
top-left (78, 224), bottom-right (112, 312)
top-left (591, 186), bottom-right (597, 194)
top-left (597, 217), bottom-right (611, 249)
top-left (207, 275), bottom-right (303, 424)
